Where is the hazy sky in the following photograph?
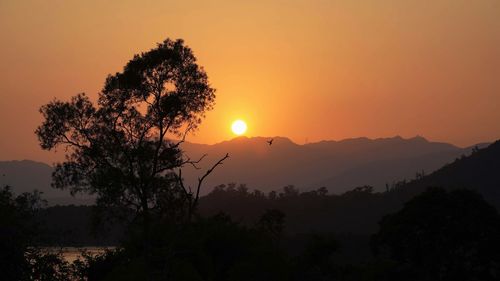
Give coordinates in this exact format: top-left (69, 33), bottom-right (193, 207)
top-left (1, 0), bottom-right (499, 162)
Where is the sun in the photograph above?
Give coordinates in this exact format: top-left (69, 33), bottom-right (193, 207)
top-left (231, 120), bottom-right (247, 136)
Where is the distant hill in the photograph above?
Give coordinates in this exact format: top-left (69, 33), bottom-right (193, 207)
top-left (397, 140), bottom-right (500, 208)
top-left (32, 139), bottom-right (500, 245)
top-left (0, 160), bottom-right (52, 193)
top-left (181, 136), bottom-right (483, 194)
top-left (0, 136), bottom-right (488, 205)
top-left (0, 160), bottom-right (93, 205)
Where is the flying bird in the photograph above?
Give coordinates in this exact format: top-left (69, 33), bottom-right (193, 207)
top-left (267, 139), bottom-right (274, 146)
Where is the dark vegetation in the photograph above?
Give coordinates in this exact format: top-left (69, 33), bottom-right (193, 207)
top-left (2, 38), bottom-right (500, 280)
top-left (372, 188), bottom-right (500, 280)
top-left (2, 139), bottom-right (497, 280)
top-left (22, 140), bottom-right (500, 247)
top-left (200, 140), bottom-right (500, 235)
top-left (0, 186), bottom-right (75, 281)
top-left (5, 181), bottom-right (500, 280)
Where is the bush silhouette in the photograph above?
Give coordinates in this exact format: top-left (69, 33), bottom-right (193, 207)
top-left (372, 187), bottom-right (500, 280)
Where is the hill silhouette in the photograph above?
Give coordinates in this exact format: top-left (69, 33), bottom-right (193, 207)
top-left (19, 139), bottom-right (500, 247)
top-left (181, 135), bottom-right (483, 194)
top-left (0, 160), bottom-right (93, 205)
top-left (399, 139), bottom-right (500, 208)
top-left (0, 136), bottom-right (487, 205)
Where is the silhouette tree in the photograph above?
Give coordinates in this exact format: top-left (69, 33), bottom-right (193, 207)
top-left (316, 186), bottom-right (328, 196)
top-left (36, 38), bottom-right (227, 239)
top-left (293, 234), bottom-right (339, 281)
top-left (0, 185), bottom-right (36, 280)
top-left (256, 209), bottom-right (285, 242)
top-left (281, 185), bottom-right (299, 198)
top-left (372, 187), bottom-right (500, 280)
top-left (0, 186), bottom-right (73, 280)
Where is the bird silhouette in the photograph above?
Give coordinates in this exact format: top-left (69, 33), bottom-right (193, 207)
top-left (267, 139), bottom-right (274, 146)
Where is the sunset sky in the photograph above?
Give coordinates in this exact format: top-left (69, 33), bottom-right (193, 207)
top-left (0, 0), bottom-right (499, 163)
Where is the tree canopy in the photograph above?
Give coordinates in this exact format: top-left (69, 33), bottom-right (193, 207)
top-left (372, 187), bottom-right (500, 280)
top-left (36, 38), bottom-right (224, 230)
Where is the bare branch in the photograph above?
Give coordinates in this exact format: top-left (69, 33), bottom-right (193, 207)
top-left (183, 154), bottom-right (207, 170)
top-left (174, 169), bottom-right (191, 198)
top-left (188, 153), bottom-right (229, 219)
top-left (61, 134), bottom-right (87, 149)
top-left (169, 122), bottom-right (195, 149)
top-left (197, 153), bottom-right (229, 190)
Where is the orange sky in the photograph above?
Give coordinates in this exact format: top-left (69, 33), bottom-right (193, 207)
top-left (0, 0), bottom-right (499, 163)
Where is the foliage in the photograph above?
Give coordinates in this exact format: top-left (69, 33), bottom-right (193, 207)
top-left (35, 38), bottom-right (225, 238)
top-left (68, 214), bottom-right (291, 281)
top-left (26, 249), bottom-right (74, 281)
top-left (0, 186), bottom-right (43, 280)
top-left (372, 187), bottom-right (500, 280)
top-left (200, 183), bottom-right (389, 234)
top-left (0, 186), bottom-right (80, 280)
top-left (256, 209), bottom-right (285, 242)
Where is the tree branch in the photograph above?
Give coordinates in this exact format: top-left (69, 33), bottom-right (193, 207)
top-left (188, 153), bottom-right (229, 219)
top-left (183, 154), bottom-right (207, 170)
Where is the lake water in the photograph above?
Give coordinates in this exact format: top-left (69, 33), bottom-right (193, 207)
top-left (42, 247), bottom-right (115, 263)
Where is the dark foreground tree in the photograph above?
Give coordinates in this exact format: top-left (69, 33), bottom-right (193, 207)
top-left (372, 187), bottom-right (500, 281)
top-left (71, 213), bottom-right (291, 281)
top-left (0, 186), bottom-right (74, 280)
top-left (36, 39), bottom-right (230, 280)
top-left (36, 39), bottom-right (227, 233)
top-left (0, 185), bottom-right (41, 280)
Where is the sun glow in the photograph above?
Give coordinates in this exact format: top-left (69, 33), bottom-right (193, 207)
top-left (231, 120), bottom-right (247, 135)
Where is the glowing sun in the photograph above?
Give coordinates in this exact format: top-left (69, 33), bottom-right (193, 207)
top-left (231, 120), bottom-right (247, 135)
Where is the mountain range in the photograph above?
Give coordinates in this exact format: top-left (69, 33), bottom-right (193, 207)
top-left (14, 138), bottom-right (500, 246)
top-left (0, 160), bottom-right (94, 205)
top-left (180, 135), bottom-right (485, 193)
top-left (0, 136), bottom-right (487, 205)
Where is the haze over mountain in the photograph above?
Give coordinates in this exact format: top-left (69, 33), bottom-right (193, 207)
top-left (0, 136), bottom-right (487, 205)
top-left (0, 160), bottom-right (94, 205)
top-left (180, 135), bottom-right (486, 194)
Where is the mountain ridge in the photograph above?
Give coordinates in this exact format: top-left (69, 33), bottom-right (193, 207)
top-left (176, 135), bottom-right (481, 194)
top-left (0, 136), bottom-right (489, 205)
